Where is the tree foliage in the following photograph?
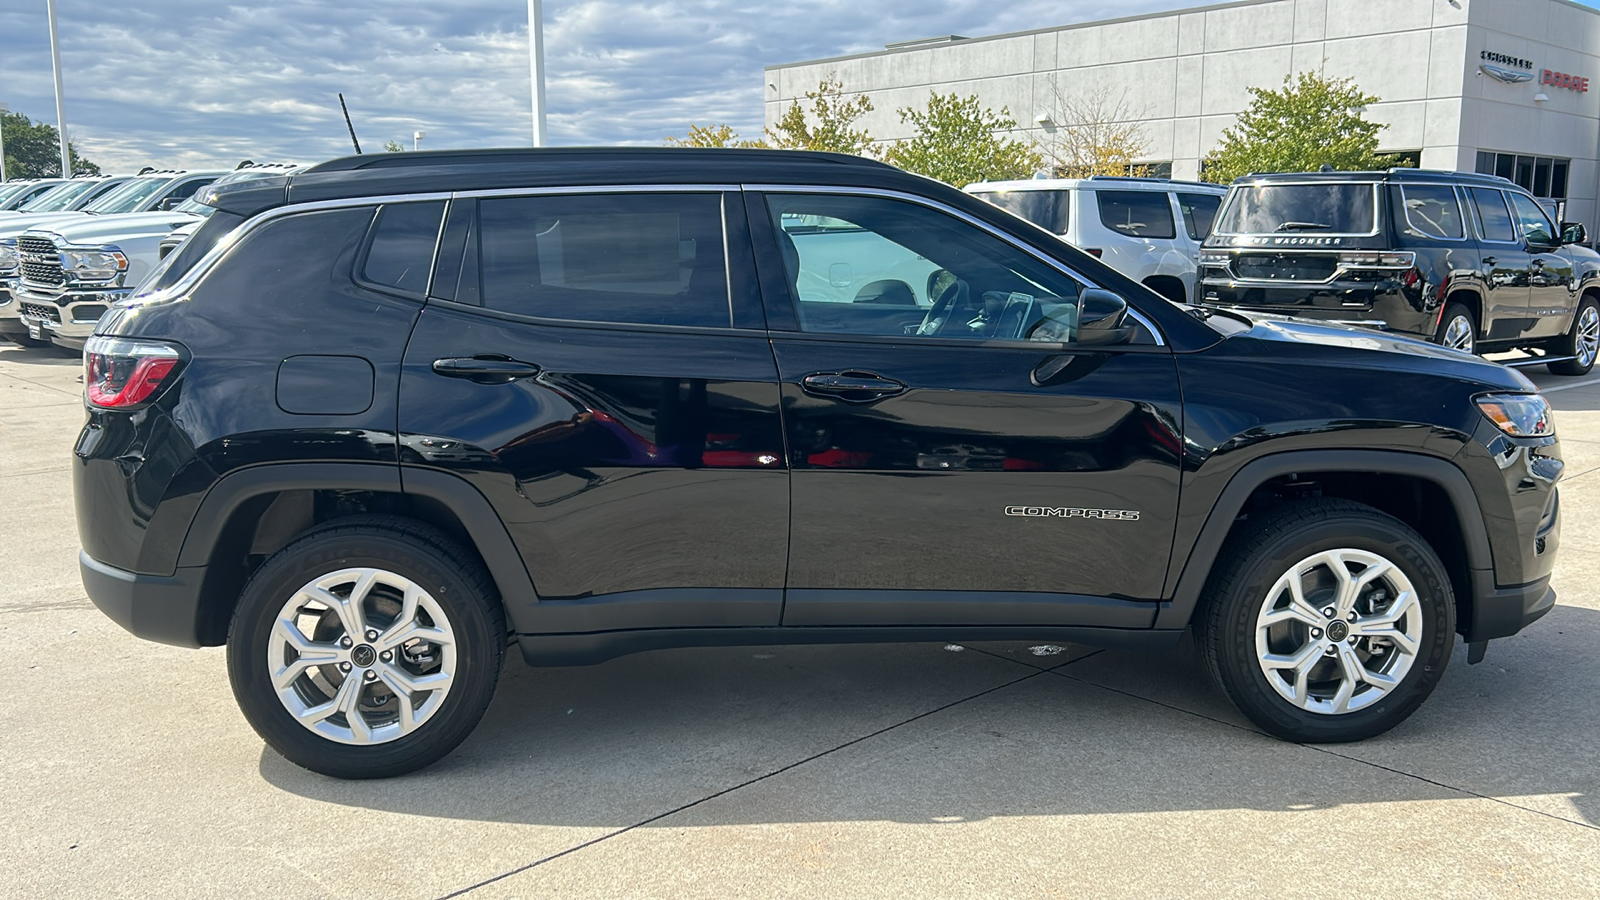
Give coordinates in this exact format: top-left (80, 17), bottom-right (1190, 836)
top-left (1203, 72), bottom-right (1409, 183)
top-left (382, 139), bottom-right (405, 152)
top-left (664, 123), bottom-right (767, 148)
top-left (1039, 83), bottom-right (1151, 178)
top-left (881, 93), bottom-right (1041, 186)
top-left (1, 110), bottom-right (100, 177)
top-left (765, 74), bottom-right (875, 155)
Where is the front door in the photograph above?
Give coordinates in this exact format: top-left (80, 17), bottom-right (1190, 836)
top-left (398, 190), bottom-right (789, 633)
top-left (1507, 191), bottom-right (1578, 339)
top-left (752, 190), bottom-right (1184, 629)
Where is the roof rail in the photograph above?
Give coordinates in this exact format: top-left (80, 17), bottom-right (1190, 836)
top-left (301, 146), bottom-right (896, 175)
top-left (1086, 174), bottom-right (1219, 189)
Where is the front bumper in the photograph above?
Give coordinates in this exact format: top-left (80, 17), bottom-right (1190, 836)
top-left (1465, 570), bottom-right (1556, 642)
top-left (80, 550), bottom-right (208, 649)
top-left (17, 285), bottom-right (129, 349)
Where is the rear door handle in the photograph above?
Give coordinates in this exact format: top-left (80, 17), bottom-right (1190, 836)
top-left (432, 356), bottom-right (542, 384)
top-left (801, 371), bottom-right (907, 402)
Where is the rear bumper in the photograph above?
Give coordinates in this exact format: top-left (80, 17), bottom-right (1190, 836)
top-left (1465, 570), bottom-right (1556, 642)
top-left (80, 550), bottom-right (207, 649)
top-left (1198, 279), bottom-right (1435, 337)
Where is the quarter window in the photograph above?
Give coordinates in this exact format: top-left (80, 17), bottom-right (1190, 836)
top-left (1176, 193), bottom-right (1222, 241)
top-left (766, 193), bottom-right (1088, 343)
top-left (476, 193), bottom-right (730, 328)
top-left (1096, 190), bottom-right (1176, 239)
top-left (1507, 192), bottom-right (1557, 245)
top-left (1395, 185), bottom-right (1464, 239)
top-left (362, 201), bottom-right (446, 296)
top-left (1468, 189), bottom-right (1517, 243)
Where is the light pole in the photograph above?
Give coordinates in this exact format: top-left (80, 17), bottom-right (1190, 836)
top-left (527, 0), bottom-right (547, 146)
top-left (0, 103), bottom-right (8, 183)
top-left (413, 130), bottom-right (425, 151)
top-left (46, 0), bottom-right (71, 176)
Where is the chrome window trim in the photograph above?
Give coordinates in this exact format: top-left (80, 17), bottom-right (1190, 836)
top-left (1396, 184), bottom-right (1468, 242)
top-left (745, 183), bottom-right (1166, 346)
top-left (453, 184), bottom-right (741, 199)
top-left (1212, 181), bottom-right (1382, 238)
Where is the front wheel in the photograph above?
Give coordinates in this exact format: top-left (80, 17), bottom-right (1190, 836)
top-left (227, 518), bottom-right (505, 778)
top-left (1549, 296), bottom-right (1599, 376)
top-left (1197, 500), bottom-right (1455, 743)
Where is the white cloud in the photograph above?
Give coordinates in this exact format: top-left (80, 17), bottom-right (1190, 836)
top-left (1, 0), bottom-right (1235, 172)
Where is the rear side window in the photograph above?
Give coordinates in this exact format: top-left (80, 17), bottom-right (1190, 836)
top-left (1176, 192), bottom-right (1221, 240)
top-left (362, 201), bottom-right (446, 296)
top-left (1395, 185), bottom-right (1464, 239)
top-left (1096, 190), bottom-right (1175, 239)
top-left (972, 189), bottom-right (1070, 234)
top-left (1468, 189), bottom-right (1516, 242)
top-left (477, 192), bottom-right (729, 328)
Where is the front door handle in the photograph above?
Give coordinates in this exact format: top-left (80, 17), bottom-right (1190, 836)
top-left (1481, 256), bottom-right (1496, 267)
top-left (801, 371), bottom-right (907, 403)
top-left (432, 356), bottom-right (542, 384)
top-left (1531, 258), bottom-right (1546, 271)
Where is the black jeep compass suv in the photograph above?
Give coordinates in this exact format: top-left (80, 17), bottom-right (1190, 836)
top-left (1199, 169), bottom-right (1600, 374)
top-left (76, 149), bottom-right (1561, 778)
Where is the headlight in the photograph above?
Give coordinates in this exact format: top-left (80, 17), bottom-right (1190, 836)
top-left (0, 241), bottom-right (16, 274)
top-left (60, 246), bottom-right (128, 282)
top-left (1477, 393), bottom-right (1554, 437)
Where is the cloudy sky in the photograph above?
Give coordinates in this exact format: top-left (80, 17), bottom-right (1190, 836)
top-left (6, 0), bottom-right (1598, 173)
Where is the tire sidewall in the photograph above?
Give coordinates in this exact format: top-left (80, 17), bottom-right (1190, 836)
top-left (228, 530), bottom-right (501, 778)
top-left (1551, 297), bottom-right (1599, 376)
top-left (1214, 514), bottom-right (1454, 742)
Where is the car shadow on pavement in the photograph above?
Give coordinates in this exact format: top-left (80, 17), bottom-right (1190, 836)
top-left (258, 603), bottom-right (1600, 831)
top-left (0, 342), bottom-right (81, 364)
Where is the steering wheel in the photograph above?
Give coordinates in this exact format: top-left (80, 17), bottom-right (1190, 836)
top-left (915, 275), bottom-right (971, 336)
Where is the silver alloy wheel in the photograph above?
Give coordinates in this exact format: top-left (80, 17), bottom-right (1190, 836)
top-left (268, 567), bottom-right (457, 745)
top-left (1254, 549), bottom-right (1423, 715)
top-left (1442, 314), bottom-right (1475, 354)
top-left (1577, 305), bottom-right (1600, 368)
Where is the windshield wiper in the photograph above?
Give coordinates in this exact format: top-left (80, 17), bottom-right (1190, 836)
top-left (1275, 221), bottom-right (1333, 232)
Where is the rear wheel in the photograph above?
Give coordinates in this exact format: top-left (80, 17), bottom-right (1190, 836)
top-left (227, 518), bottom-right (505, 778)
top-left (1197, 500), bottom-right (1455, 743)
top-left (1435, 302), bottom-right (1477, 355)
top-left (1549, 296), bottom-right (1600, 376)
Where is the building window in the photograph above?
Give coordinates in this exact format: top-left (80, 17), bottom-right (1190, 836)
top-left (1476, 151), bottom-right (1570, 199)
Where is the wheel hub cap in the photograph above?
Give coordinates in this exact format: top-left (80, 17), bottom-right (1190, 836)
top-left (1326, 620), bottom-right (1349, 641)
top-left (350, 644), bottom-right (377, 668)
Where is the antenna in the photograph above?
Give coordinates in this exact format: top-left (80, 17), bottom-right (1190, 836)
top-left (338, 93), bottom-right (362, 155)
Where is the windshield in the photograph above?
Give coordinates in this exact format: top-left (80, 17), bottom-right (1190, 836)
top-left (0, 182), bottom-right (45, 208)
top-left (84, 177), bottom-right (173, 214)
top-left (971, 189), bottom-right (1071, 234)
top-left (18, 180), bottom-right (102, 213)
top-left (1215, 183), bottom-right (1378, 235)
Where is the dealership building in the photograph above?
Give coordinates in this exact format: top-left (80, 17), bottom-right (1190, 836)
top-left (765, 0), bottom-right (1600, 228)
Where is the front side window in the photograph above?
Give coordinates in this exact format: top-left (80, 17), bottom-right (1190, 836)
top-left (1215, 183), bottom-right (1377, 235)
top-left (1507, 192), bottom-right (1557, 245)
top-left (1395, 184), bottom-right (1464, 239)
top-left (476, 192), bottom-right (729, 328)
top-left (969, 189), bottom-right (1070, 234)
top-left (767, 193), bottom-right (1086, 343)
top-left (362, 201), bottom-right (446, 296)
top-left (1096, 190), bottom-right (1176, 239)
top-left (1469, 189), bottom-right (1517, 242)
top-left (84, 178), bottom-right (172, 214)
top-left (1176, 192), bottom-right (1222, 240)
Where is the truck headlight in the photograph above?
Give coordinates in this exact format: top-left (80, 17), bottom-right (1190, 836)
top-left (60, 246), bottom-right (128, 283)
top-left (1477, 393), bottom-right (1554, 437)
top-left (0, 240), bottom-right (16, 274)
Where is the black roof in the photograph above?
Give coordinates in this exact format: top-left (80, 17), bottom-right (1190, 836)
top-left (1231, 168), bottom-right (1520, 190)
top-left (203, 147), bottom-right (918, 217)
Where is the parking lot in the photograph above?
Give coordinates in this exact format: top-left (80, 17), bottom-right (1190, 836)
top-left (1, 339), bottom-right (1597, 899)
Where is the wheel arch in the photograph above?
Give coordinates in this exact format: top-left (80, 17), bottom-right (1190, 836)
top-left (1142, 273), bottom-right (1188, 304)
top-left (1157, 450), bottom-right (1492, 632)
top-left (1441, 287), bottom-right (1484, 337)
top-left (175, 463), bottom-right (539, 645)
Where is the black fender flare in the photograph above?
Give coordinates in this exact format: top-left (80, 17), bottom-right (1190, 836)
top-left (175, 462), bottom-right (540, 631)
top-left (1154, 450), bottom-right (1492, 630)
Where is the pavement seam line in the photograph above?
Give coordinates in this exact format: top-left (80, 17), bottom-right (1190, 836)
top-left (1047, 666), bottom-right (1600, 834)
top-left (438, 666), bottom-right (1052, 899)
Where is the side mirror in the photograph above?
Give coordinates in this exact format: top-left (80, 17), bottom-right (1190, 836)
top-left (1075, 288), bottom-right (1133, 346)
top-left (156, 197), bottom-right (183, 211)
top-left (1561, 222), bottom-right (1588, 245)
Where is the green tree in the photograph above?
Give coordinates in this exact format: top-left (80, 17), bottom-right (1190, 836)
top-left (664, 123), bottom-right (767, 148)
top-left (765, 74), bottom-right (875, 155)
top-left (881, 93), bottom-right (1041, 186)
top-left (382, 140), bottom-right (405, 152)
top-left (1, 110), bottom-right (100, 177)
top-left (1203, 72), bottom-right (1408, 183)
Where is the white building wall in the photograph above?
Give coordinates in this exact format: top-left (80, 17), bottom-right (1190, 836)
top-left (765, 0), bottom-right (1600, 230)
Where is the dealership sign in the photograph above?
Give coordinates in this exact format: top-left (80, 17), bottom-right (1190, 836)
top-left (1480, 49), bottom-right (1535, 83)
top-left (1542, 69), bottom-right (1590, 92)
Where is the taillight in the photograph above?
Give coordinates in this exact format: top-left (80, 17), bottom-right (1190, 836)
top-left (83, 336), bottom-right (184, 409)
top-left (1083, 248), bottom-right (1103, 258)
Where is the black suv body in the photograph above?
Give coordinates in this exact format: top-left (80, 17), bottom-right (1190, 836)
top-left (74, 150), bottom-right (1562, 777)
top-left (1199, 169), bottom-right (1600, 374)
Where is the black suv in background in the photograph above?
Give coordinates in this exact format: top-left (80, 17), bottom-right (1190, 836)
top-left (1199, 169), bottom-right (1600, 375)
top-left (76, 150), bottom-right (1560, 777)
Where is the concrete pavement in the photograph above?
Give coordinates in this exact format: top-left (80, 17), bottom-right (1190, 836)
top-left (1, 342), bottom-right (1596, 899)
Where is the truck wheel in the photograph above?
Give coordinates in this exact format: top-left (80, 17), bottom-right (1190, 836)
top-left (1435, 302), bottom-right (1476, 355)
top-left (1549, 296), bottom-right (1599, 376)
top-left (1196, 499), bottom-right (1455, 743)
top-left (227, 517), bottom-right (506, 778)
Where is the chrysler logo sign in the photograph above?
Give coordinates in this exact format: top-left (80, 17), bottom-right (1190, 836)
top-left (1481, 63), bottom-right (1535, 84)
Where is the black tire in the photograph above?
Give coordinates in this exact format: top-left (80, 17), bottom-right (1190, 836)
top-left (1548, 295), bottom-right (1600, 376)
top-left (227, 516), bottom-right (506, 778)
top-left (1196, 499), bottom-right (1455, 743)
top-left (1434, 302), bottom-right (1477, 355)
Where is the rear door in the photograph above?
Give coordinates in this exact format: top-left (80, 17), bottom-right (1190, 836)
top-left (752, 188), bottom-right (1183, 630)
top-left (1094, 189), bottom-right (1183, 298)
top-left (398, 189), bottom-right (789, 634)
top-left (1466, 187), bottom-right (1532, 340)
top-left (1175, 191), bottom-right (1224, 303)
